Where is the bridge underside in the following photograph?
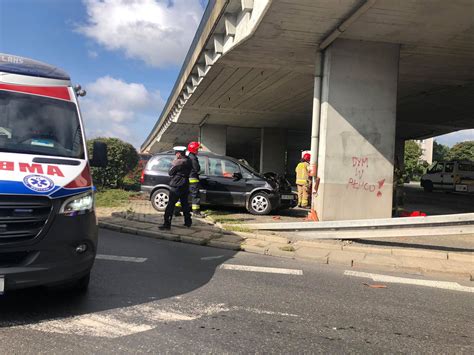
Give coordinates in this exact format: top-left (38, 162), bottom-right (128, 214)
top-left (144, 0), bottom-right (474, 221)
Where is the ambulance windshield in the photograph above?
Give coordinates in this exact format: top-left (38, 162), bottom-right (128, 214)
top-left (0, 90), bottom-right (84, 159)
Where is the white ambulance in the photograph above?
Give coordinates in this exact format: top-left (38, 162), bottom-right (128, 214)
top-left (0, 53), bottom-right (107, 294)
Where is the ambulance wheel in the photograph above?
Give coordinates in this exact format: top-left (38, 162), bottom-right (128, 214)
top-left (151, 189), bottom-right (170, 212)
top-left (248, 192), bottom-right (272, 215)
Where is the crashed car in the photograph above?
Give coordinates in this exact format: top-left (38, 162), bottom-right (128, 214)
top-left (140, 151), bottom-right (297, 215)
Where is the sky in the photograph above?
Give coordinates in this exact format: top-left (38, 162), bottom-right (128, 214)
top-left (0, 0), bottom-right (472, 149)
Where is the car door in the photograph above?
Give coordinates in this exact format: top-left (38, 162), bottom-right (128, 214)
top-left (206, 157), bottom-right (247, 206)
top-left (442, 162), bottom-right (455, 190)
top-left (429, 162), bottom-right (444, 188)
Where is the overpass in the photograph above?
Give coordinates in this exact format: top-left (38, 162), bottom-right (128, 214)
top-left (141, 0), bottom-right (474, 221)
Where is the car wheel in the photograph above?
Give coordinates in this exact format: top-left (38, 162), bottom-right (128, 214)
top-left (423, 180), bottom-right (433, 192)
top-left (248, 192), bottom-right (272, 215)
top-left (151, 189), bottom-right (169, 212)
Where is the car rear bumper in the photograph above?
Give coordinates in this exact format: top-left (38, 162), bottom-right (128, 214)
top-left (0, 211), bottom-right (98, 292)
top-left (141, 185), bottom-right (153, 199)
top-left (273, 192), bottom-right (298, 209)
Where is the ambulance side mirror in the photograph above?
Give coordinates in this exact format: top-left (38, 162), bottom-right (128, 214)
top-left (90, 141), bottom-right (108, 168)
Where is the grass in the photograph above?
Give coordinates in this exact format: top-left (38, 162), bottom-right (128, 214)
top-left (222, 225), bottom-right (252, 233)
top-left (95, 189), bottom-right (139, 208)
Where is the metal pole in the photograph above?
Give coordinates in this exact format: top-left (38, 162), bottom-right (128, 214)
top-left (309, 51), bottom-right (323, 210)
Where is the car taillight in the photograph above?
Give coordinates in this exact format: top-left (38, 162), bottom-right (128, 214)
top-left (140, 169), bottom-right (145, 184)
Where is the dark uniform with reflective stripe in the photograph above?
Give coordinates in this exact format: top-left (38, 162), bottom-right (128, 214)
top-left (164, 156), bottom-right (192, 227)
top-left (188, 152), bottom-right (201, 212)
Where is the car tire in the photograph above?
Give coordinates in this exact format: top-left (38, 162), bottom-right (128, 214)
top-left (248, 192), bottom-right (272, 215)
top-left (151, 189), bottom-right (170, 212)
top-left (423, 180), bottom-right (433, 192)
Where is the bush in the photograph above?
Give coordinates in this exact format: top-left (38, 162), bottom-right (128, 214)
top-left (87, 137), bottom-right (139, 189)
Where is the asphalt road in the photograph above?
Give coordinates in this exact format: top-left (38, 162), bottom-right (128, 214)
top-left (0, 229), bottom-right (472, 354)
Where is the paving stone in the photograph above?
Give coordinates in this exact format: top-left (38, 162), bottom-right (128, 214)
top-left (295, 240), bottom-right (343, 251)
top-left (181, 235), bottom-right (209, 245)
top-left (447, 252), bottom-right (473, 263)
top-left (391, 248), bottom-right (448, 260)
top-left (342, 244), bottom-right (392, 255)
top-left (208, 240), bottom-right (241, 250)
top-left (327, 250), bottom-right (366, 266)
top-left (294, 248), bottom-right (330, 263)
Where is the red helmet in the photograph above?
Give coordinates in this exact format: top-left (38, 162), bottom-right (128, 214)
top-left (303, 153), bottom-right (311, 162)
top-left (187, 141), bottom-right (201, 154)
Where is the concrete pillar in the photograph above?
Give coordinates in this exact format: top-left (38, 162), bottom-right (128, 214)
top-left (260, 128), bottom-right (287, 174)
top-left (200, 124), bottom-right (227, 155)
top-left (316, 39), bottom-right (400, 221)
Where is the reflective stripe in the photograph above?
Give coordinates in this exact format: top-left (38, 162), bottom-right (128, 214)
top-left (192, 205), bottom-right (200, 210)
top-left (189, 178), bottom-right (199, 183)
top-left (295, 162), bottom-right (309, 184)
top-left (175, 202), bottom-right (182, 207)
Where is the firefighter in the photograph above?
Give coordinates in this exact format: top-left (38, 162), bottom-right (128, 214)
top-left (295, 153), bottom-right (311, 208)
top-left (160, 146), bottom-right (192, 230)
top-left (187, 141), bottom-right (202, 216)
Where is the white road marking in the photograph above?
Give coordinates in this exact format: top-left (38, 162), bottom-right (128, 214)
top-left (96, 254), bottom-right (147, 263)
top-left (201, 255), bottom-right (225, 260)
top-left (344, 270), bottom-right (474, 293)
top-left (221, 264), bottom-right (303, 275)
top-left (15, 299), bottom-right (298, 338)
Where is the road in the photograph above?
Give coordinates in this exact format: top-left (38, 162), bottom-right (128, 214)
top-left (1, 229), bottom-right (472, 354)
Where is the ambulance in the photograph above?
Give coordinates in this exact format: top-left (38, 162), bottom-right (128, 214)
top-left (0, 53), bottom-right (107, 294)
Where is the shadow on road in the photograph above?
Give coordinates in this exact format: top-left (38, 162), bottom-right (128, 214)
top-left (0, 228), bottom-right (237, 326)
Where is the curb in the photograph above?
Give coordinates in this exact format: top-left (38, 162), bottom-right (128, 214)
top-left (98, 219), bottom-right (473, 281)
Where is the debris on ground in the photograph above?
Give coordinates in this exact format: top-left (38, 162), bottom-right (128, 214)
top-left (364, 283), bottom-right (387, 289)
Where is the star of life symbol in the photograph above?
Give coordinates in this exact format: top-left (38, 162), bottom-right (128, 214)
top-left (23, 174), bottom-right (55, 193)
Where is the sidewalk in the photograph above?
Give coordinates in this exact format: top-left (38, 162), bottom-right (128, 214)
top-left (97, 200), bottom-right (473, 281)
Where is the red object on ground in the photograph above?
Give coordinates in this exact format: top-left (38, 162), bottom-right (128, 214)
top-left (400, 210), bottom-right (427, 217)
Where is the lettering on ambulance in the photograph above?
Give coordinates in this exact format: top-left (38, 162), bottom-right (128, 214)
top-left (0, 161), bottom-right (64, 177)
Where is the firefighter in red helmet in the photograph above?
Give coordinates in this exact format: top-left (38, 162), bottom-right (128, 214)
top-left (295, 153), bottom-right (311, 208)
top-left (187, 141), bottom-right (202, 216)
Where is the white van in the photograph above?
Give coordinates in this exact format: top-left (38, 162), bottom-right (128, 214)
top-left (0, 53), bottom-right (107, 294)
top-left (420, 161), bottom-right (474, 192)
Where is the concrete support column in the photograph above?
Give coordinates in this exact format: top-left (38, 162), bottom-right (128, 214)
top-left (260, 128), bottom-right (287, 174)
top-left (200, 124), bottom-right (227, 155)
top-left (316, 39), bottom-right (400, 221)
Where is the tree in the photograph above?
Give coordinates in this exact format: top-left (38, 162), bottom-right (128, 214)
top-left (87, 137), bottom-right (139, 189)
top-left (447, 141), bottom-right (474, 161)
top-left (404, 140), bottom-right (425, 181)
top-left (433, 140), bottom-right (449, 162)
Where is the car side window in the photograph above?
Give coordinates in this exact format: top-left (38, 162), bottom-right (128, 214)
top-left (445, 163), bottom-right (454, 173)
top-left (209, 158), bottom-right (240, 178)
top-left (241, 166), bottom-right (253, 179)
top-left (148, 156), bottom-right (173, 173)
top-left (197, 156), bottom-right (206, 175)
top-left (430, 163), bottom-right (444, 174)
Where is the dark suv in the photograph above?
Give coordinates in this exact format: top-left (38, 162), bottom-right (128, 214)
top-left (140, 151), bottom-right (297, 215)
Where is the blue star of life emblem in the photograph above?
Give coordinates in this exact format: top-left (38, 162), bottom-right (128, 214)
top-left (23, 174), bottom-right (55, 193)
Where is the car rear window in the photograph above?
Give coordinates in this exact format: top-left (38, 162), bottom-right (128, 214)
top-left (148, 156), bottom-right (173, 173)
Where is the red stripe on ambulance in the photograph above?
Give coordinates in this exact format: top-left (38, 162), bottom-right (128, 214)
top-left (0, 83), bottom-right (71, 101)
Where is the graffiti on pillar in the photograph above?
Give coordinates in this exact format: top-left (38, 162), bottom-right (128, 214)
top-left (347, 156), bottom-right (385, 197)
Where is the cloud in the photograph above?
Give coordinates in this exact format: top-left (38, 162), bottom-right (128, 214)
top-left (77, 0), bottom-right (204, 67)
top-left (80, 76), bottom-right (164, 147)
top-left (87, 50), bottom-right (98, 58)
top-left (435, 129), bottom-right (474, 147)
